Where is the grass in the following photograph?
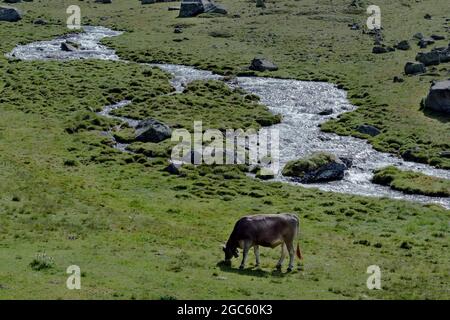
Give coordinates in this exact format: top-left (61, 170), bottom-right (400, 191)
top-left (0, 0), bottom-right (449, 300)
top-left (373, 166), bottom-right (450, 197)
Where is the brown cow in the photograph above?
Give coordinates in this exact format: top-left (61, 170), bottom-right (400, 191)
top-left (223, 213), bottom-right (302, 271)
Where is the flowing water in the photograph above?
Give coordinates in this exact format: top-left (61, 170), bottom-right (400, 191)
top-left (7, 26), bottom-right (450, 208)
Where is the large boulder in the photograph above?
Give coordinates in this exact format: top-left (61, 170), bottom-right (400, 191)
top-left (0, 6), bottom-right (21, 22)
top-left (60, 41), bottom-right (79, 52)
top-left (416, 51), bottom-right (441, 66)
top-left (404, 62), bottom-right (426, 75)
top-left (424, 80), bottom-right (450, 114)
top-left (135, 119), bottom-right (172, 143)
top-left (282, 152), bottom-right (349, 183)
top-left (249, 57), bottom-right (278, 72)
top-left (179, 0), bottom-right (227, 18)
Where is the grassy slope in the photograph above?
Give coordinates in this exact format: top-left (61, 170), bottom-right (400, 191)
top-left (373, 166), bottom-right (450, 197)
top-left (0, 1), bottom-right (449, 299)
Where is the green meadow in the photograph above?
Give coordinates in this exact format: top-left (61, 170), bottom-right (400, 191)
top-left (0, 0), bottom-right (449, 299)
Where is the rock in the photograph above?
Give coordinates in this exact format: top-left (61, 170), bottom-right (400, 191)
top-left (339, 157), bottom-right (353, 169)
top-left (424, 80), bottom-right (450, 114)
top-left (249, 57), bottom-right (278, 71)
top-left (164, 162), bottom-right (181, 174)
top-left (439, 151), bottom-right (450, 158)
top-left (416, 51), bottom-right (441, 66)
top-left (256, 0), bottom-right (265, 8)
top-left (404, 62), bottom-right (426, 75)
top-left (179, 0), bottom-right (227, 18)
top-left (394, 40), bottom-right (410, 51)
top-left (174, 27), bottom-right (182, 33)
top-left (318, 108), bottom-right (333, 115)
top-left (349, 23), bottom-right (360, 30)
top-left (60, 41), bottom-right (78, 52)
top-left (135, 118), bottom-right (172, 143)
top-left (0, 6), bottom-right (21, 22)
top-left (424, 14), bottom-right (432, 20)
top-left (393, 76), bottom-right (404, 83)
top-left (282, 152), bottom-right (348, 183)
top-left (372, 46), bottom-right (394, 54)
top-left (33, 18), bottom-right (48, 25)
top-left (401, 147), bottom-right (427, 163)
top-left (433, 46), bottom-right (450, 63)
top-left (418, 38), bottom-right (435, 48)
top-left (355, 124), bottom-right (381, 137)
top-left (431, 34), bottom-right (446, 41)
top-left (413, 32), bottom-right (424, 40)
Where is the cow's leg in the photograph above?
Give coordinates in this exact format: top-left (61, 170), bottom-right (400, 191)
top-left (286, 241), bottom-right (295, 272)
top-left (276, 244), bottom-right (286, 270)
top-left (239, 241), bottom-right (251, 269)
top-left (254, 245), bottom-right (260, 267)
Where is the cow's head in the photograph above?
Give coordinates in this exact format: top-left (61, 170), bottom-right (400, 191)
top-left (223, 244), bottom-right (239, 262)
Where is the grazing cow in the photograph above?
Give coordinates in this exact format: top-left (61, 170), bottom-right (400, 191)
top-left (223, 213), bottom-right (302, 271)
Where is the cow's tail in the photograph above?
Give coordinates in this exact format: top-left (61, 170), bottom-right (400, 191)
top-left (295, 217), bottom-right (303, 260)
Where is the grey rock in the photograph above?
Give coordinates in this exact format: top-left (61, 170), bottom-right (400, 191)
top-left (413, 32), bottom-right (424, 40)
top-left (404, 62), bottom-right (426, 75)
top-left (418, 38), bottom-right (435, 48)
top-left (179, 0), bottom-right (227, 18)
top-left (394, 40), bottom-right (410, 50)
top-left (135, 119), bottom-right (172, 143)
top-left (256, 0), bottom-right (265, 8)
top-left (249, 57), bottom-right (278, 71)
top-left (302, 160), bottom-right (347, 183)
top-left (355, 124), bottom-right (381, 137)
top-left (0, 6), bottom-right (21, 22)
top-left (164, 162), bottom-right (181, 174)
top-left (372, 46), bottom-right (388, 54)
top-left (339, 157), bottom-right (353, 169)
top-left (33, 18), bottom-right (48, 25)
top-left (424, 80), bottom-right (450, 114)
top-left (318, 108), bottom-right (333, 115)
top-left (439, 151), bottom-right (450, 158)
top-left (60, 41), bottom-right (78, 52)
top-left (431, 34), bottom-right (445, 41)
top-left (416, 51), bottom-right (441, 66)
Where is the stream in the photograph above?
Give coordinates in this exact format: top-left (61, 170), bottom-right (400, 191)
top-left (6, 26), bottom-right (450, 208)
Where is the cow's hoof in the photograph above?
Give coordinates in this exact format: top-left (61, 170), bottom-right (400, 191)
top-left (239, 265), bottom-right (244, 270)
top-left (276, 265), bottom-right (282, 271)
top-left (287, 267), bottom-right (293, 272)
